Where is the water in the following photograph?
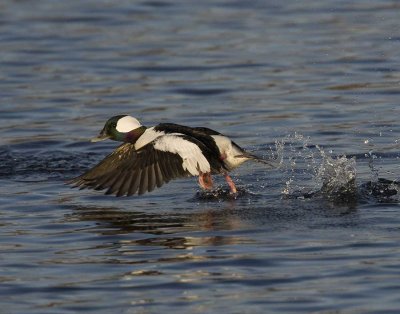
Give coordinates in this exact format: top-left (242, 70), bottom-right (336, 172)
top-left (1, 0), bottom-right (400, 313)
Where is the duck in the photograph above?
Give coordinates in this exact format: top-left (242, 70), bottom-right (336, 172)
top-left (69, 115), bottom-right (274, 196)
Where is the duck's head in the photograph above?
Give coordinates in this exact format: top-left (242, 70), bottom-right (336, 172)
top-left (91, 115), bottom-right (146, 143)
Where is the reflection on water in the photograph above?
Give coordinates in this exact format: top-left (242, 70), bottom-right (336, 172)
top-left (65, 204), bottom-right (249, 244)
top-left (1, 0), bottom-right (400, 313)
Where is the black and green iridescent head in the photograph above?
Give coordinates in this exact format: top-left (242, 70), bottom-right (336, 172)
top-left (91, 115), bottom-right (145, 143)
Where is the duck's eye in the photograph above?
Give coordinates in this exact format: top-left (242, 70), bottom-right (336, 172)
top-left (112, 123), bottom-right (117, 128)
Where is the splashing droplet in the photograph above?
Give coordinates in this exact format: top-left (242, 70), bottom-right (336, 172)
top-left (274, 133), bottom-right (357, 199)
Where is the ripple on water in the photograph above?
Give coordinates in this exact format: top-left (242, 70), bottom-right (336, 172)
top-left (1, 0), bottom-right (400, 313)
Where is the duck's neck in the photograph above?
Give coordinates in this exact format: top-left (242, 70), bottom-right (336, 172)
top-left (123, 126), bottom-right (147, 144)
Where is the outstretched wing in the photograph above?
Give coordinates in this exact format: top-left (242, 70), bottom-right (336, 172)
top-left (68, 141), bottom-right (192, 196)
top-left (68, 134), bottom-right (222, 196)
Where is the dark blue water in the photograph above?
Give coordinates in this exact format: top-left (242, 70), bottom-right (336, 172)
top-left (1, 1), bottom-right (399, 313)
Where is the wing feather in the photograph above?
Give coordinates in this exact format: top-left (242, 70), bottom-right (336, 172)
top-left (116, 171), bottom-right (134, 197)
top-left (138, 166), bottom-right (148, 195)
top-left (154, 162), bottom-right (164, 188)
top-left (68, 133), bottom-right (224, 196)
top-left (148, 164), bottom-right (156, 193)
top-left (105, 170), bottom-right (127, 195)
top-left (127, 169), bottom-right (141, 196)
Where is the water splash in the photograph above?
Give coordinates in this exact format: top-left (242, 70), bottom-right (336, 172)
top-left (316, 153), bottom-right (357, 203)
top-left (275, 133), bottom-right (357, 200)
top-left (365, 150), bottom-right (379, 182)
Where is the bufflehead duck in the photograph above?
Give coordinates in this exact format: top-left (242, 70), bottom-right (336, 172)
top-left (69, 115), bottom-right (273, 196)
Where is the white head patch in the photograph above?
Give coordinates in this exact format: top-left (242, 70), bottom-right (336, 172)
top-left (116, 116), bottom-right (142, 132)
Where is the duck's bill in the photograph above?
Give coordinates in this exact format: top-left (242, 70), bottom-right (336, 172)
top-left (90, 134), bottom-right (110, 142)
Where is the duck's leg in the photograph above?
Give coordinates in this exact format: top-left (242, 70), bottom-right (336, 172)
top-left (198, 172), bottom-right (214, 190)
top-left (224, 173), bottom-right (237, 194)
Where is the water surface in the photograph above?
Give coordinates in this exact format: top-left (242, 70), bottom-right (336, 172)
top-left (1, 1), bottom-right (399, 313)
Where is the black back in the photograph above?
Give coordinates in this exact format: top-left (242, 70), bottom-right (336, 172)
top-left (154, 123), bottom-right (221, 155)
top-left (154, 123), bottom-right (228, 172)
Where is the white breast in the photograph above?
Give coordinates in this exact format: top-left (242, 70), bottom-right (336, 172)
top-left (211, 135), bottom-right (249, 170)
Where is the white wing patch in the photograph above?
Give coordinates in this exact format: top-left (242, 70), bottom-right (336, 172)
top-left (135, 127), bottom-right (165, 150)
top-left (116, 116), bottom-right (142, 132)
top-left (154, 134), bottom-right (210, 176)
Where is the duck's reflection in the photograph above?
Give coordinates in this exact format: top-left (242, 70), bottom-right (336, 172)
top-left (56, 202), bottom-right (254, 290)
top-left (64, 202), bottom-right (248, 251)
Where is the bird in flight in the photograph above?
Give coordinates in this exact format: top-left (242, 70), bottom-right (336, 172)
top-left (69, 115), bottom-right (273, 196)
